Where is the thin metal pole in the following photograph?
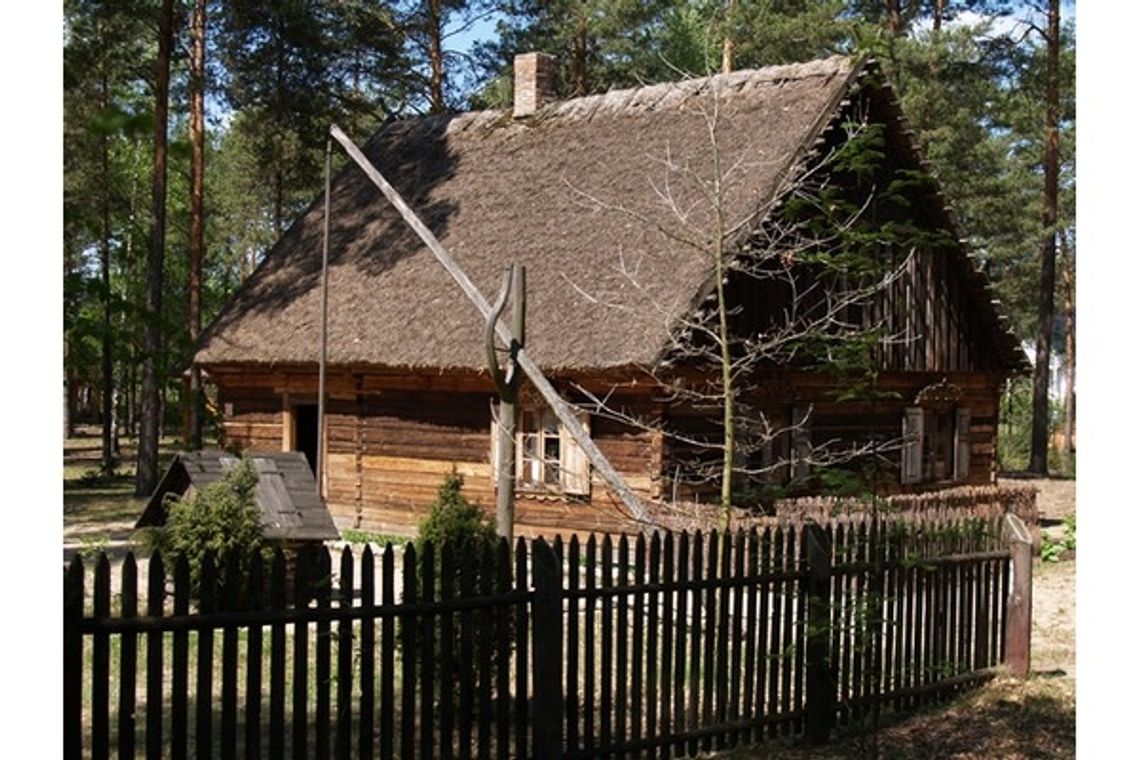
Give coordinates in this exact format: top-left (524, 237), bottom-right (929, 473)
top-left (316, 138), bottom-right (332, 496)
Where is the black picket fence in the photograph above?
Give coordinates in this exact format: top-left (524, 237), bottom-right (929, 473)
top-left (63, 515), bottom-right (1027, 760)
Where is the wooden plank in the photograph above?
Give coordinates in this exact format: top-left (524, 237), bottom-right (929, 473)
top-left (766, 527), bottom-right (783, 738)
top-left (381, 545), bottom-right (396, 760)
top-left (477, 545), bottom-right (494, 760)
top-left (291, 551), bottom-right (309, 760)
top-left (268, 551), bottom-right (286, 760)
top-left (439, 543), bottom-right (456, 760)
top-left (419, 541), bottom-right (436, 760)
top-left (92, 554), bottom-right (110, 760)
top-left (671, 532), bottom-right (689, 759)
top-left (64, 558), bottom-right (84, 760)
top-left (494, 540), bottom-right (511, 760)
top-left (756, 528), bottom-right (771, 742)
top-left (220, 553), bottom-right (241, 760)
top-left (646, 533), bottom-right (661, 751)
top-left (196, 554), bottom-right (217, 760)
top-left (457, 544), bottom-right (474, 760)
top-left (631, 534), bottom-right (646, 756)
top-left (244, 555), bottom-right (263, 760)
top-left (780, 528), bottom-right (796, 735)
top-left (658, 532), bottom-right (675, 760)
top-left (728, 530), bottom-right (745, 747)
top-left (601, 535), bottom-right (615, 752)
top-left (582, 536), bottom-right (596, 755)
top-left (741, 530), bottom-right (759, 745)
top-left (531, 539), bottom-right (564, 760)
top-left (337, 547), bottom-right (355, 760)
top-left (118, 554), bottom-right (138, 760)
top-left (703, 531), bottom-right (721, 752)
top-left (316, 550), bottom-right (333, 759)
top-left (360, 547), bottom-right (376, 760)
top-left (401, 545), bottom-right (419, 760)
top-left (615, 536), bottom-right (630, 759)
top-left (566, 537), bottom-right (581, 753)
top-left (687, 532), bottom-right (703, 757)
top-left (145, 555), bottom-right (166, 760)
top-left (513, 538), bottom-right (530, 760)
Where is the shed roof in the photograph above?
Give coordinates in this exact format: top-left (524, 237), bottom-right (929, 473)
top-left (136, 451), bottom-right (340, 542)
top-left (194, 56), bottom-right (1023, 374)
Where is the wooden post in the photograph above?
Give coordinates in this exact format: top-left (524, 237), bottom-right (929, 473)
top-left (803, 520), bottom-right (835, 745)
top-left (487, 265), bottom-right (525, 543)
top-left (531, 539), bottom-right (563, 760)
top-left (63, 558), bottom-right (83, 760)
top-left (1004, 514), bottom-right (1033, 679)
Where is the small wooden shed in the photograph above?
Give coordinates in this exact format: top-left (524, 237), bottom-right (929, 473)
top-left (136, 450), bottom-right (340, 544)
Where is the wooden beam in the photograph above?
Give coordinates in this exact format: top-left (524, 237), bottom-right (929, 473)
top-left (329, 124), bottom-right (651, 525)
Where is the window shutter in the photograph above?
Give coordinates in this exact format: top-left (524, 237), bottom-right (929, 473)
top-left (954, 407), bottom-right (971, 482)
top-left (559, 410), bottom-right (591, 496)
top-left (901, 407), bottom-right (924, 485)
top-left (791, 405), bottom-right (811, 481)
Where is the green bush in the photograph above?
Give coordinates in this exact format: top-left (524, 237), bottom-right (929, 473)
top-left (140, 455), bottom-right (270, 600)
top-left (416, 470), bottom-right (498, 591)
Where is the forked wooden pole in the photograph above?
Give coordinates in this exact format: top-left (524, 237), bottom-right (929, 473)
top-left (328, 124), bottom-right (650, 524)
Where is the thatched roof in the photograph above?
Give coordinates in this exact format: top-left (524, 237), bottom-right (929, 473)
top-left (195, 56), bottom-right (1023, 374)
top-left (137, 451), bottom-right (339, 542)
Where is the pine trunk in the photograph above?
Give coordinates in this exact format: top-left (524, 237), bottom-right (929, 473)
top-left (187, 0), bottom-right (206, 449)
top-left (1028, 0), bottom-right (1060, 475)
top-left (573, 9), bottom-right (588, 96)
top-left (99, 72), bottom-right (115, 475)
top-left (1060, 231), bottom-right (1075, 467)
top-left (136, 0), bottom-right (175, 497)
top-left (427, 0), bottom-right (445, 114)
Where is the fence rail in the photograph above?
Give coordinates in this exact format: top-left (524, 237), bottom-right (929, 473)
top-left (64, 514), bottom-right (1029, 760)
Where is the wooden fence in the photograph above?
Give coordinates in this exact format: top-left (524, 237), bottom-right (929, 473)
top-left (64, 514), bottom-right (1031, 759)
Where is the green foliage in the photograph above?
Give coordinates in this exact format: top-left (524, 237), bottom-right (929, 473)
top-left (416, 471), bottom-right (498, 584)
top-left (1040, 513), bottom-right (1075, 563)
top-left (998, 377), bottom-right (1066, 473)
top-left (139, 456), bottom-right (270, 596)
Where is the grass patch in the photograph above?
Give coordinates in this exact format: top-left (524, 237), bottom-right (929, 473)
top-left (340, 529), bottom-right (410, 547)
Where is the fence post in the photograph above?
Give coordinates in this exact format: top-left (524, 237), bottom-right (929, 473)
top-left (64, 558), bottom-right (83, 760)
top-left (532, 538), bottom-right (564, 760)
top-left (803, 521), bottom-right (835, 745)
top-left (1004, 514), bottom-right (1033, 679)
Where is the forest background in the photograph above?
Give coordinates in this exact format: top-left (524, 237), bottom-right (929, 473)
top-left (1, 2), bottom-right (1130, 755)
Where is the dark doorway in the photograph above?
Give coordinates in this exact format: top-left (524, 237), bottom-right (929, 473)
top-left (294, 404), bottom-right (319, 475)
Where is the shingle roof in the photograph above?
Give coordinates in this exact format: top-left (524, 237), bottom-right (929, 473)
top-left (194, 56), bottom-right (1023, 373)
top-left (137, 451), bottom-right (340, 542)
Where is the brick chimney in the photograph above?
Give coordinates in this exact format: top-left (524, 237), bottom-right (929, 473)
top-left (513, 52), bottom-right (557, 118)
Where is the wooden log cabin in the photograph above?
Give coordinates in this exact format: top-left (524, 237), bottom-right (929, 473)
top-left (194, 56), bottom-right (1026, 538)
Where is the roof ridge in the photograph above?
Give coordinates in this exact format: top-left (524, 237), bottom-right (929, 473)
top-left (375, 55), bottom-right (855, 141)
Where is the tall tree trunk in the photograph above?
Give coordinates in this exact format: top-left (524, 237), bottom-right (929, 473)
top-left (136, 0), bottom-right (175, 497)
top-left (1060, 230), bottom-right (1075, 468)
top-left (721, 0), bottom-right (737, 74)
top-left (99, 72), bottom-right (115, 475)
top-left (1028, 0), bottom-right (1060, 475)
top-left (573, 4), bottom-right (589, 96)
top-left (427, 0), bottom-right (445, 113)
top-left (933, 0), bottom-right (944, 32)
top-left (64, 231), bottom-right (77, 440)
top-left (187, 0), bottom-right (206, 449)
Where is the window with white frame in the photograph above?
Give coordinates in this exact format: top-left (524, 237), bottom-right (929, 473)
top-left (492, 404), bottom-right (591, 496)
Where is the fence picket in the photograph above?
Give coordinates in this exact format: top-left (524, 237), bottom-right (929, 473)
top-left (118, 553), bottom-right (138, 760)
top-left (646, 532), bottom-right (661, 755)
top-left (658, 531), bottom-right (674, 760)
top-left (513, 538), bottom-right (529, 760)
top-left (457, 543), bottom-right (474, 760)
top-left (631, 533), bottom-right (646, 758)
top-left (337, 546), bottom-right (355, 760)
top-left (495, 539), bottom-right (511, 760)
top-left (316, 548), bottom-right (333, 759)
top-left (146, 555), bottom-right (165, 760)
top-left (244, 554), bottom-right (263, 760)
top-left (439, 543), bottom-right (456, 760)
top-left (566, 536), bottom-right (580, 753)
top-left (477, 543), bottom-right (494, 759)
top-left (417, 542), bottom-right (434, 760)
top-left (196, 554), bottom-right (217, 760)
top-left (291, 550), bottom-right (310, 760)
top-left (728, 529), bottom-right (745, 747)
top-left (584, 535), bottom-right (597, 757)
top-left (361, 546), bottom-right (376, 760)
top-left (92, 553), bottom-right (110, 760)
top-left (220, 552), bottom-right (241, 760)
top-left (381, 544), bottom-right (395, 760)
top-left (615, 534), bottom-right (630, 760)
top-left (267, 551), bottom-right (285, 760)
top-left (401, 543), bottom-right (418, 760)
top-left (671, 531), bottom-right (689, 759)
top-left (704, 530), bottom-right (721, 752)
top-left (766, 526), bottom-right (782, 739)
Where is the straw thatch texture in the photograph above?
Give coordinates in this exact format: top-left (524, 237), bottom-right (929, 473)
top-left (195, 58), bottom-right (858, 371)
